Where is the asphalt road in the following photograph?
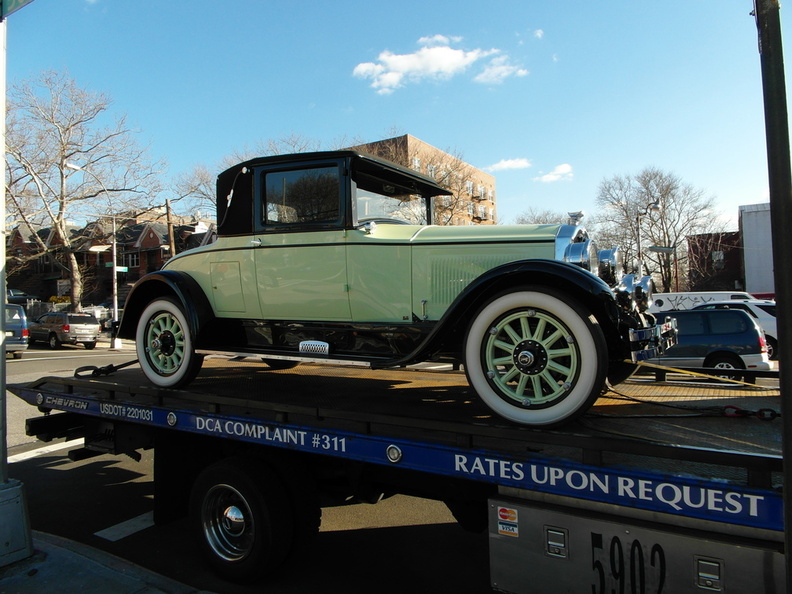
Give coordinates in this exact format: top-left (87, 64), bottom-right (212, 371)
top-left (4, 343), bottom-right (492, 594)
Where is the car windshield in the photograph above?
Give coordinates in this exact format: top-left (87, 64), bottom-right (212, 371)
top-left (756, 304), bottom-right (776, 317)
top-left (354, 172), bottom-right (429, 225)
top-left (68, 314), bottom-right (98, 324)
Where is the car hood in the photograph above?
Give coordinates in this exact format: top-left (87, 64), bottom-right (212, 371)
top-left (370, 223), bottom-right (563, 243)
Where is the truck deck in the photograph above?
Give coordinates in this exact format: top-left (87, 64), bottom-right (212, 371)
top-left (11, 357), bottom-right (782, 534)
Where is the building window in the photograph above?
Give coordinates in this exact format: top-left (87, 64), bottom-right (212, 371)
top-left (427, 164), bottom-right (437, 179)
top-left (123, 251), bottom-right (140, 268)
top-left (712, 251), bottom-right (725, 270)
top-left (465, 180), bottom-right (474, 195)
top-left (412, 157), bottom-right (421, 171)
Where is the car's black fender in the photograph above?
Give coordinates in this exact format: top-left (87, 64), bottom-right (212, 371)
top-left (116, 271), bottom-right (215, 342)
top-left (382, 259), bottom-right (624, 367)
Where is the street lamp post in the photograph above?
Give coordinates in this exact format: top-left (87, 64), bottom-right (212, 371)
top-left (66, 163), bottom-right (122, 349)
top-left (636, 201), bottom-right (662, 276)
top-left (648, 245), bottom-right (677, 291)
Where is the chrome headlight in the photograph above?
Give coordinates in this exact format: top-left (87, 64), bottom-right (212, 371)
top-left (615, 274), bottom-right (653, 313)
top-left (563, 239), bottom-right (599, 273)
top-left (597, 247), bottom-right (624, 286)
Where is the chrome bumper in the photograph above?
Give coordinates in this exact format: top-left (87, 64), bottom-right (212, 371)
top-left (628, 318), bottom-right (678, 363)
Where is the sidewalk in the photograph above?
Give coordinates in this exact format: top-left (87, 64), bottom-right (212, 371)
top-left (0, 531), bottom-right (211, 594)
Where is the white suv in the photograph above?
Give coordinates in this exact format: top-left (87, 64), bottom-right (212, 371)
top-left (692, 300), bottom-right (777, 359)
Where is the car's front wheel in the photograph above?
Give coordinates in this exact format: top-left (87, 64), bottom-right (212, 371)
top-left (464, 288), bottom-right (608, 427)
top-left (136, 297), bottom-right (203, 388)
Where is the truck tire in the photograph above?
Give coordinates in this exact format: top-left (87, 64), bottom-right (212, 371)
top-left (48, 333), bottom-right (61, 350)
top-left (190, 458), bottom-right (293, 583)
top-left (464, 288), bottom-right (608, 427)
top-left (136, 297), bottom-right (203, 388)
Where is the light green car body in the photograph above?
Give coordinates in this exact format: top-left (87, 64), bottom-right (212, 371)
top-left (119, 150), bottom-right (672, 427)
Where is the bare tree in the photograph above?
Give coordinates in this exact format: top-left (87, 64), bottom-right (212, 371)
top-left (514, 207), bottom-right (570, 225)
top-left (5, 71), bottom-right (163, 309)
top-left (592, 167), bottom-right (726, 292)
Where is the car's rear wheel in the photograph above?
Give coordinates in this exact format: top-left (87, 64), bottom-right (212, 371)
top-left (48, 333), bottom-right (61, 350)
top-left (766, 336), bottom-right (778, 360)
top-left (136, 297), bottom-right (203, 388)
top-left (464, 288), bottom-right (608, 427)
top-left (84, 342), bottom-right (97, 350)
top-left (704, 353), bottom-right (745, 381)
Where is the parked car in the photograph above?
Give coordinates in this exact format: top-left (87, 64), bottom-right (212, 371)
top-left (692, 300), bottom-right (778, 360)
top-left (4, 303), bottom-right (29, 359)
top-left (649, 291), bottom-right (756, 313)
top-left (116, 150), bottom-right (675, 428)
top-left (29, 311), bottom-right (101, 349)
top-left (6, 288), bottom-right (38, 307)
top-left (646, 309), bottom-right (771, 378)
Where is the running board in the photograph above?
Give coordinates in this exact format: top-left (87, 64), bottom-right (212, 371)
top-left (195, 349), bottom-right (375, 368)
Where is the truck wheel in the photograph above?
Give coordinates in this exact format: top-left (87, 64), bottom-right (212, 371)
top-left (83, 342), bottom-right (97, 350)
top-left (136, 297), bottom-right (203, 388)
top-left (190, 458), bottom-right (293, 583)
top-left (464, 288), bottom-right (608, 426)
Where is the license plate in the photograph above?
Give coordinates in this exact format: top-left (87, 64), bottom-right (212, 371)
top-left (489, 499), bottom-right (784, 593)
top-left (5, 331), bottom-right (13, 337)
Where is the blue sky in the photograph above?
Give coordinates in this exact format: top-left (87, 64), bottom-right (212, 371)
top-left (5, 0), bottom-right (787, 227)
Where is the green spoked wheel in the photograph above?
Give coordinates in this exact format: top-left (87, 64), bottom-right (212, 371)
top-left (465, 289), bottom-right (607, 427)
top-left (136, 297), bottom-right (204, 388)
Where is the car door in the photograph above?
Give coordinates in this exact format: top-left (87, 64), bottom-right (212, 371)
top-left (253, 162), bottom-right (352, 322)
top-left (29, 313), bottom-right (51, 342)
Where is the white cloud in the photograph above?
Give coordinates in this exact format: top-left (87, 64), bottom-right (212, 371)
top-left (474, 55), bottom-right (529, 85)
top-left (354, 36), bottom-right (525, 94)
top-left (417, 34), bottom-right (462, 47)
top-left (486, 158), bottom-right (532, 172)
top-left (534, 163), bottom-right (573, 183)
top-left (534, 29), bottom-right (544, 39)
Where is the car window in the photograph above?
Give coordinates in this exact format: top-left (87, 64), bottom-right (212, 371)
top-left (68, 314), bottom-right (99, 324)
top-left (263, 166), bottom-right (340, 225)
top-left (729, 303), bottom-right (757, 317)
top-left (757, 304), bottom-right (776, 317)
top-left (673, 313), bottom-right (706, 335)
top-left (709, 311), bottom-right (749, 334)
top-left (4, 307), bottom-right (22, 323)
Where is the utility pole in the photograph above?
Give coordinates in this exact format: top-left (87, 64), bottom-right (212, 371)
top-left (753, 0), bottom-right (792, 589)
top-left (0, 12), bottom-right (34, 570)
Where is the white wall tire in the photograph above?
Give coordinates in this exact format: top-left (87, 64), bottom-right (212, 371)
top-left (464, 289), bottom-right (607, 427)
top-left (136, 297), bottom-right (203, 388)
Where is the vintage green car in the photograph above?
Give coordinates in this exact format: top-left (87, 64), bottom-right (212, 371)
top-left (117, 150), bottom-right (673, 427)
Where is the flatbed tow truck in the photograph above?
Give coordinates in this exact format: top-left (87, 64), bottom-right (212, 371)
top-left (9, 357), bottom-right (783, 592)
